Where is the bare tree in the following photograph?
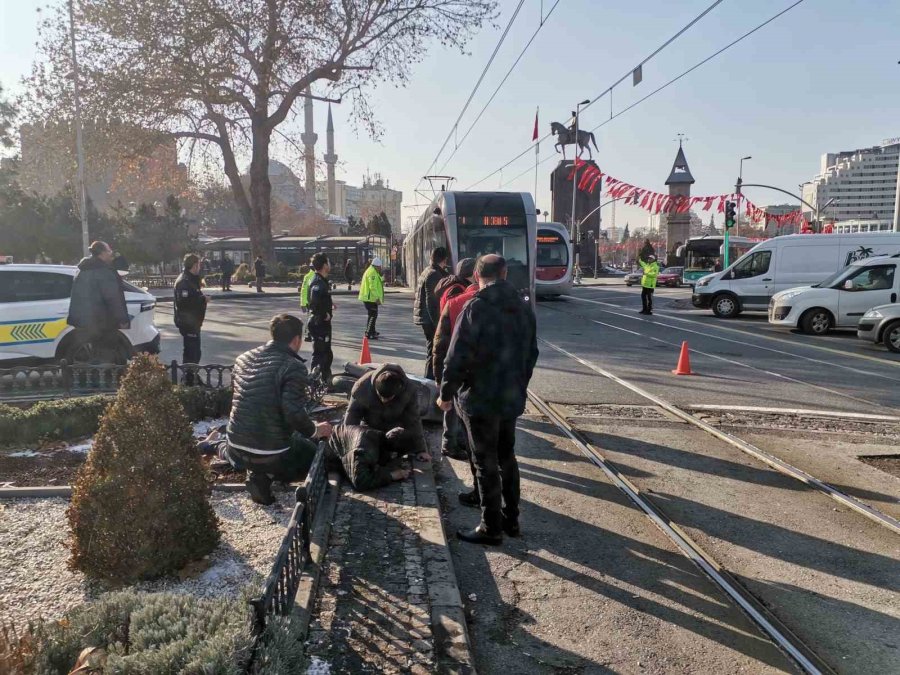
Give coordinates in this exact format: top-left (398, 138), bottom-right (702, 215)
top-left (26, 0), bottom-right (496, 263)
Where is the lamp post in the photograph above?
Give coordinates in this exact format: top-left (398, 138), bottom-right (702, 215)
top-left (69, 0), bottom-right (90, 257)
top-left (570, 99), bottom-right (590, 285)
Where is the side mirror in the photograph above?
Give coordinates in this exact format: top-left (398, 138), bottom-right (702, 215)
top-left (843, 280), bottom-right (854, 291)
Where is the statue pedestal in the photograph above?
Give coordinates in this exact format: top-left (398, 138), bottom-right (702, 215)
top-left (549, 160), bottom-right (602, 256)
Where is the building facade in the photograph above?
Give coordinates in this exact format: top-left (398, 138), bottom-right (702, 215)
top-left (801, 138), bottom-right (899, 231)
top-left (316, 173), bottom-right (403, 235)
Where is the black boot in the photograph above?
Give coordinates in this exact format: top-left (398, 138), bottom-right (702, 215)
top-left (457, 525), bottom-right (502, 546)
top-left (458, 489), bottom-right (481, 508)
top-left (502, 517), bottom-right (520, 538)
top-left (246, 472), bottom-right (275, 505)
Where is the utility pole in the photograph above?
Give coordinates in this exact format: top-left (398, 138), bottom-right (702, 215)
top-left (570, 100), bottom-right (589, 285)
top-left (69, 0), bottom-right (89, 257)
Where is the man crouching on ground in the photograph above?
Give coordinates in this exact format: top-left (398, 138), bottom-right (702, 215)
top-left (226, 313), bottom-right (333, 504)
top-left (345, 364), bottom-right (430, 463)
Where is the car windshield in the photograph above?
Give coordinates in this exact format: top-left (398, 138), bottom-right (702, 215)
top-left (661, 267), bottom-right (681, 275)
top-left (813, 266), bottom-right (858, 288)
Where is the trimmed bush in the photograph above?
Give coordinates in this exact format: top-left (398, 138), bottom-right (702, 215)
top-left (0, 387), bottom-right (231, 448)
top-left (67, 354), bottom-right (220, 582)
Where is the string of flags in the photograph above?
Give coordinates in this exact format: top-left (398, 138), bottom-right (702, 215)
top-left (567, 159), bottom-right (810, 229)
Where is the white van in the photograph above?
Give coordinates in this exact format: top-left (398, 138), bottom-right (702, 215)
top-left (769, 255), bottom-right (900, 334)
top-left (691, 233), bottom-right (900, 318)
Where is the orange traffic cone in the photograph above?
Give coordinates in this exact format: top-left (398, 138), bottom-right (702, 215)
top-left (359, 336), bottom-right (372, 365)
top-left (671, 341), bottom-right (693, 376)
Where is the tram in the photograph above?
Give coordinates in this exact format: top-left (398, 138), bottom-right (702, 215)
top-left (403, 191), bottom-right (537, 303)
top-left (535, 223), bottom-right (573, 298)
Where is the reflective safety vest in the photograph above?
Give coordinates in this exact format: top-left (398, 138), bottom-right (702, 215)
top-left (300, 269), bottom-right (315, 308)
top-left (639, 260), bottom-right (659, 289)
top-left (358, 266), bottom-right (384, 303)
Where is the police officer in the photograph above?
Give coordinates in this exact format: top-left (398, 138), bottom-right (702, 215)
top-left (174, 253), bottom-right (209, 384)
top-left (307, 252), bottom-right (334, 385)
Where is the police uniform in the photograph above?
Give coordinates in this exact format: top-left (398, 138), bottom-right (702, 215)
top-left (307, 272), bottom-right (334, 383)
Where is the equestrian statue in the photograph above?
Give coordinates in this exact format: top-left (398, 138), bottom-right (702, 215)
top-left (550, 121), bottom-right (599, 160)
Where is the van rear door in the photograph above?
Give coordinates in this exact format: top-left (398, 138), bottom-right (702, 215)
top-left (836, 263), bottom-right (898, 328)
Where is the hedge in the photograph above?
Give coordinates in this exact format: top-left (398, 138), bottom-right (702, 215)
top-left (0, 386), bottom-right (231, 448)
top-left (5, 590), bottom-right (305, 674)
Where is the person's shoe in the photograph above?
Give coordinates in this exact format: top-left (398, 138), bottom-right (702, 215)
top-left (458, 489), bottom-right (480, 508)
top-left (638, 310), bottom-right (648, 314)
top-left (246, 474), bottom-right (275, 505)
top-left (373, 331), bottom-right (381, 337)
top-left (442, 445), bottom-right (468, 461)
top-left (367, 334), bottom-right (379, 340)
top-left (457, 525), bottom-right (502, 545)
top-left (502, 517), bottom-right (521, 538)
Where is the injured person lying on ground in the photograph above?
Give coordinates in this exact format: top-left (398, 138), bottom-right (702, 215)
top-left (199, 423), bottom-right (412, 492)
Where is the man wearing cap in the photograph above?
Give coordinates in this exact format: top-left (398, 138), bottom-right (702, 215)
top-left (358, 257), bottom-right (385, 339)
top-left (638, 253), bottom-right (660, 315)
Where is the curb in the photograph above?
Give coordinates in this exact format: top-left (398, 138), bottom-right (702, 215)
top-left (292, 470), bottom-right (342, 635)
top-left (415, 459), bottom-right (477, 674)
top-left (154, 288), bottom-right (410, 302)
top-left (0, 483), bottom-right (248, 499)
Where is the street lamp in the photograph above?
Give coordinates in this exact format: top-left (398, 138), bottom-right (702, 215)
top-left (570, 99), bottom-right (590, 285)
top-left (736, 156), bottom-right (751, 237)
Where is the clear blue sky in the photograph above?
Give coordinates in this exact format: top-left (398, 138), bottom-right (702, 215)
top-left (3, 0), bottom-right (899, 231)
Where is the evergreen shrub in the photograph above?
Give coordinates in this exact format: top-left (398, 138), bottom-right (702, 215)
top-left (67, 354), bottom-right (220, 582)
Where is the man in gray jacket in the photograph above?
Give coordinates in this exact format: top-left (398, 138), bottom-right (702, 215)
top-left (67, 240), bottom-right (130, 363)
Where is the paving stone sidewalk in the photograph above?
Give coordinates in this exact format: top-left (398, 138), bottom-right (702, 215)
top-left (306, 458), bottom-right (473, 674)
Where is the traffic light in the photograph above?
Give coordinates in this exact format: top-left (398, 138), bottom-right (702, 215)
top-left (724, 201), bottom-right (737, 229)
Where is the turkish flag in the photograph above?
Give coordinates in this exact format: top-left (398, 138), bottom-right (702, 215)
top-left (532, 108), bottom-right (539, 141)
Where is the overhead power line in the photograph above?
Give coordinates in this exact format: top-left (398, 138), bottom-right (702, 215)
top-left (465, 0), bottom-right (729, 190)
top-left (415, 0), bottom-right (527, 197)
top-left (498, 0), bottom-right (808, 190)
top-left (437, 0), bottom-right (565, 174)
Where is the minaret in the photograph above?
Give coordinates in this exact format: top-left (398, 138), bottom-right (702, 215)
top-left (324, 104), bottom-right (338, 214)
top-left (665, 140), bottom-right (695, 259)
top-left (300, 87), bottom-right (317, 216)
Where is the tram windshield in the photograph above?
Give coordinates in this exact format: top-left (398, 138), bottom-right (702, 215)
top-left (537, 231), bottom-right (568, 268)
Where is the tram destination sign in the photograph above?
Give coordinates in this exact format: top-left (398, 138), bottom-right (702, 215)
top-left (459, 215), bottom-right (525, 228)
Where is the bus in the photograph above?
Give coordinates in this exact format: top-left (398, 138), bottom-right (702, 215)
top-left (535, 223), bottom-right (572, 298)
top-left (678, 235), bottom-right (758, 286)
top-left (403, 191), bottom-right (537, 303)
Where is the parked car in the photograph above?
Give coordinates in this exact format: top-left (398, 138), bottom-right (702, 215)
top-left (693, 232), bottom-right (900, 318)
top-left (0, 264), bottom-right (160, 364)
top-left (624, 270), bottom-right (642, 286)
top-left (768, 254), bottom-right (900, 334)
top-left (657, 266), bottom-right (684, 287)
top-left (857, 303), bottom-right (900, 353)
top-left (597, 266), bottom-right (626, 276)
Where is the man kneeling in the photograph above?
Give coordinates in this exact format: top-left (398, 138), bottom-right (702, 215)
top-left (345, 364), bottom-right (430, 462)
top-left (220, 314), bottom-right (332, 504)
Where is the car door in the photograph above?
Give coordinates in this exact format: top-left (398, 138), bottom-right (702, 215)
top-left (729, 250), bottom-right (773, 309)
top-left (837, 263), bottom-right (898, 327)
top-left (0, 270), bottom-right (74, 360)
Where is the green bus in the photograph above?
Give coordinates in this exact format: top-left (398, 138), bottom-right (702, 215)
top-left (677, 235), bottom-right (758, 286)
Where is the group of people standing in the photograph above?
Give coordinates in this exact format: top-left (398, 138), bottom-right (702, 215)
top-left (415, 247), bottom-right (539, 546)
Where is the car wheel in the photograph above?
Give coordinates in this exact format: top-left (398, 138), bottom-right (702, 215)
top-left (60, 331), bottom-right (131, 365)
top-left (712, 294), bottom-right (740, 319)
top-left (800, 308), bottom-right (833, 335)
top-left (882, 320), bottom-right (900, 353)
top-left (625, 282), bottom-right (633, 287)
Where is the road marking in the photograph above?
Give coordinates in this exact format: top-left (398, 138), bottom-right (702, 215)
top-left (685, 404), bottom-right (900, 423)
top-left (566, 295), bottom-right (900, 372)
top-left (538, 338), bottom-right (900, 537)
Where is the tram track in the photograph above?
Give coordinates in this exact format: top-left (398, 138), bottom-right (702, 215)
top-left (526, 388), bottom-right (834, 675)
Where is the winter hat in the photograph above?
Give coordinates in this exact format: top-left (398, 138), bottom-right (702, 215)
top-left (372, 257), bottom-right (383, 267)
top-left (456, 257), bottom-right (476, 278)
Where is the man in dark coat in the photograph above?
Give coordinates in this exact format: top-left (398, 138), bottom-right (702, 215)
top-left (307, 253), bottom-right (334, 385)
top-left (67, 240), bottom-right (130, 362)
top-left (345, 363), bottom-right (429, 461)
top-left (226, 314), bottom-right (333, 504)
top-left (413, 246), bottom-right (449, 380)
top-left (220, 255), bottom-right (234, 291)
top-left (325, 425), bottom-right (410, 491)
top-left (438, 255), bottom-right (539, 545)
top-left (343, 258), bottom-right (354, 291)
top-left (254, 256), bottom-right (266, 293)
top-left (174, 253), bottom-right (209, 384)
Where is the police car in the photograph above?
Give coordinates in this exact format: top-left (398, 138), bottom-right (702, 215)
top-left (0, 264), bottom-right (160, 364)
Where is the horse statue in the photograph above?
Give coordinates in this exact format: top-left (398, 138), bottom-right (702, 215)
top-left (550, 121), bottom-right (599, 160)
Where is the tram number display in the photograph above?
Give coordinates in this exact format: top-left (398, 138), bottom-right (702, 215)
top-left (537, 234), bottom-right (563, 244)
top-left (459, 215), bottom-right (523, 227)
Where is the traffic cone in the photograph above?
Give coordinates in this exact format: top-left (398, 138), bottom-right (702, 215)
top-left (359, 336), bottom-right (372, 365)
top-left (671, 341), bottom-right (693, 376)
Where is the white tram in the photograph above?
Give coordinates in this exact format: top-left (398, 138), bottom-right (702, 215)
top-left (535, 222), bottom-right (573, 298)
top-left (403, 191), bottom-right (537, 303)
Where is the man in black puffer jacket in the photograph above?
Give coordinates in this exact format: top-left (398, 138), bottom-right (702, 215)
top-left (413, 246), bottom-right (449, 380)
top-left (344, 363), bottom-right (429, 461)
top-left (226, 314), bottom-right (333, 504)
top-left (438, 255), bottom-right (538, 545)
top-left (68, 240), bottom-right (130, 362)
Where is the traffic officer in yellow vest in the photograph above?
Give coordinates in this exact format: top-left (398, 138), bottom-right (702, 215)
top-left (299, 257), bottom-right (316, 341)
top-left (638, 254), bottom-right (659, 315)
top-left (358, 257), bottom-right (385, 339)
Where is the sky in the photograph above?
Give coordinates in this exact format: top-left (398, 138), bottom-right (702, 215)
top-left (2, 0), bottom-right (899, 232)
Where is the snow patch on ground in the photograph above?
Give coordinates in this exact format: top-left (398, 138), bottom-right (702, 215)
top-left (306, 656), bottom-right (332, 674)
top-left (8, 450), bottom-right (42, 458)
top-left (193, 417), bottom-right (230, 437)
